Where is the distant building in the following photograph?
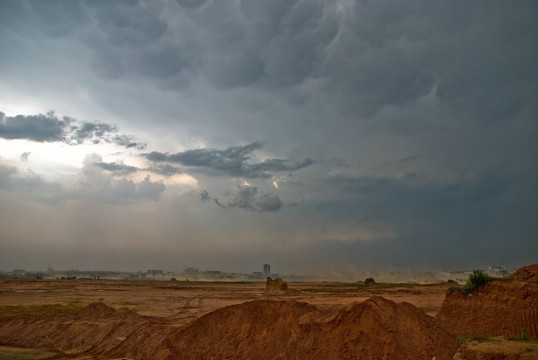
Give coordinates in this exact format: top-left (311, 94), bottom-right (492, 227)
top-left (263, 264), bottom-right (271, 275)
top-left (12, 269), bottom-right (26, 276)
top-left (183, 267), bottom-right (198, 275)
top-left (146, 269), bottom-right (164, 280)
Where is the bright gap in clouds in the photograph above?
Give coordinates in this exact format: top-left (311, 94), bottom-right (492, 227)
top-left (0, 138), bottom-right (199, 188)
top-left (0, 138), bottom-right (136, 179)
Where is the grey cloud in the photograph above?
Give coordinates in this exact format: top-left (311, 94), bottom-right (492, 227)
top-left (4, 0), bottom-right (534, 123)
top-left (20, 152), bottom-right (31, 162)
top-left (145, 141), bottom-right (313, 178)
top-left (304, 170), bottom-right (537, 269)
top-left (256, 193), bottom-right (282, 212)
top-left (200, 186), bottom-right (282, 212)
top-left (94, 161), bottom-right (138, 175)
top-left (0, 111), bottom-right (69, 142)
top-left (0, 156), bottom-right (165, 204)
top-left (0, 111), bottom-right (146, 149)
top-left (176, 0), bottom-right (209, 9)
top-left (93, 160), bottom-right (184, 177)
top-left (147, 163), bottom-right (183, 176)
top-left (93, 161), bottom-right (182, 177)
top-left (72, 121), bottom-right (116, 144)
top-left (228, 185), bottom-right (259, 211)
top-left (199, 190), bottom-right (210, 201)
top-left (110, 135), bottom-right (146, 150)
top-left (76, 155), bottom-right (166, 203)
top-left (399, 155), bottom-right (418, 163)
top-left (0, 162), bottom-right (64, 203)
top-left (317, 171), bottom-right (526, 231)
top-left (247, 158), bottom-right (313, 174)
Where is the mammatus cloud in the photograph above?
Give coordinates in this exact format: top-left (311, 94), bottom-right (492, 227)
top-left (145, 142), bottom-right (313, 178)
top-left (0, 111), bottom-right (146, 149)
top-left (200, 185), bottom-right (282, 212)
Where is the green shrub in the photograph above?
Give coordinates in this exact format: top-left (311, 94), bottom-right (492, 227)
top-left (462, 269), bottom-right (491, 294)
top-left (364, 277), bottom-right (376, 285)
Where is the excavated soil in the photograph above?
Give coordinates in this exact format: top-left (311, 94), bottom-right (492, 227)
top-left (0, 264), bottom-right (536, 359)
top-left (0, 298), bottom-right (455, 360)
top-left (511, 263), bottom-right (538, 283)
top-left (156, 297), bottom-right (455, 360)
top-left (436, 279), bottom-right (538, 338)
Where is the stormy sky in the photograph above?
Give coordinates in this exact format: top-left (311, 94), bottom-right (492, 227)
top-left (0, 0), bottom-right (536, 276)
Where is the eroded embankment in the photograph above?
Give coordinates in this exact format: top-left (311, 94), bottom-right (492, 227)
top-left (436, 276), bottom-right (538, 339)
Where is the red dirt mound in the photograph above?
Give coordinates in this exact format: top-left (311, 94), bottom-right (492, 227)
top-left (436, 279), bottom-right (538, 338)
top-left (511, 263), bottom-right (538, 282)
top-left (158, 297), bottom-right (455, 360)
top-left (0, 302), bottom-right (160, 357)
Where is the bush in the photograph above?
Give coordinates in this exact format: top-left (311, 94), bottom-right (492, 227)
top-left (364, 277), bottom-right (376, 285)
top-left (462, 269), bottom-right (491, 294)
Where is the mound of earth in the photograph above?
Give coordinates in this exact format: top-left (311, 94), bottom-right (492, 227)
top-left (511, 263), bottom-right (538, 282)
top-left (264, 277), bottom-right (289, 294)
top-left (436, 278), bottom-right (538, 338)
top-left (0, 302), bottom-right (167, 358)
top-left (157, 297), bottom-right (455, 360)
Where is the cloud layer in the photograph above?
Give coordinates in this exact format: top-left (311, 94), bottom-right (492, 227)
top-left (0, 0), bottom-right (536, 274)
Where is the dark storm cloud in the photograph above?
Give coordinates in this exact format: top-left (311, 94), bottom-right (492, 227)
top-left (201, 185), bottom-right (282, 212)
top-left (0, 0), bottom-right (536, 272)
top-left (145, 142), bottom-right (313, 178)
top-left (0, 111), bottom-right (69, 142)
top-left (320, 172), bottom-right (514, 216)
top-left (3, 0), bottom-right (534, 119)
top-left (308, 170), bottom-right (538, 269)
top-left (0, 111), bottom-right (145, 149)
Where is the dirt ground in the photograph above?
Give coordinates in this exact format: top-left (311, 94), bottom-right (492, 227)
top-left (0, 278), bottom-right (450, 322)
top-left (0, 272), bottom-right (536, 360)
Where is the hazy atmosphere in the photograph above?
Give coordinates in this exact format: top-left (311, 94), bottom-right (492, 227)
top-left (0, 0), bottom-right (536, 276)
